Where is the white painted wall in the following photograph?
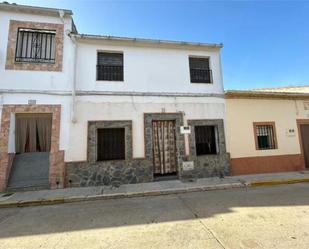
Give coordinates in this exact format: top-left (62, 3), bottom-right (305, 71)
top-left (66, 95), bottom-right (227, 162)
top-left (0, 10), bottom-right (74, 91)
top-left (76, 41), bottom-right (224, 94)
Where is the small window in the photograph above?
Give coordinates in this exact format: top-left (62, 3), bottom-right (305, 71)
top-left (97, 128), bottom-right (125, 161)
top-left (189, 57), bottom-right (212, 83)
top-left (254, 123), bottom-right (277, 150)
top-left (15, 28), bottom-right (56, 63)
top-left (97, 52), bottom-right (123, 81)
top-left (195, 125), bottom-right (218, 155)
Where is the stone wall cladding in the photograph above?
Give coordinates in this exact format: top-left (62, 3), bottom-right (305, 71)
top-left (5, 20), bottom-right (64, 71)
top-left (0, 105), bottom-right (64, 192)
top-left (65, 120), bottom-right (153, 187)
top-left (66, 159), bottom-right (152, 187)
top-left (186, 119), bottom-right (230, 179)
top-left (144, 113), bottom-right (186, 175)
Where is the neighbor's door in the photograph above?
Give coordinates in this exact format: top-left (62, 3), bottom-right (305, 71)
top-left (300, 124), bottom-right (309, 168)
top-left (152, 120), bottom-right (177, 175)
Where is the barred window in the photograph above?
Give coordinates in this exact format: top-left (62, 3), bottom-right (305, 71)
top-left (15, 28), bottom-right (56, 63)
top-left (97, 52), bottom-right (123, 81)
top-left (195, 125), bottom-right (218, 155)
top-left (254, 124), bottom-right (277, 150)
top-left (189, 57), bottom-right (212, 83)
top-left (97, 128), bottom-right (125, 161)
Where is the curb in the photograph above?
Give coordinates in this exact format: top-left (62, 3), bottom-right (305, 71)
top-left (0, 182), bottom-right (244, 208)
top-left (250, 178), bottom-right (309, 187)
top-left (1, 178), bottom-right (308, 208)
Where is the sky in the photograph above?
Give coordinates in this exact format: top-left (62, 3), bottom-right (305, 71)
top-left (9, 0), bottom-right (309, 90)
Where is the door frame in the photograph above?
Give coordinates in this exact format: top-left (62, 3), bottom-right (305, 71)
top-left (0, 105), bottom-right (64, 192)
top-left (296, 119), bottom-right (309, 169)
top-left (144, 113), bottom-right (185, 179)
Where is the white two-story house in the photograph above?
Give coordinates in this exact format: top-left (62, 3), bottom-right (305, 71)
top-left (0, 2), bottom-right (230, 192)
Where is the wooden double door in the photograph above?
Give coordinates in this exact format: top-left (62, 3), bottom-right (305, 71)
top-left (152, 120), bottom-right (177, 175)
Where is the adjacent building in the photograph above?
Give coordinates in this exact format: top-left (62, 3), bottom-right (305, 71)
top-left (226, 87), bottom-right (309, 175)
top-left (0, 3), bottom-right (230, 191)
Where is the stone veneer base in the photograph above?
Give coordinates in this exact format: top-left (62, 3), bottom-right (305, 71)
top-left (65, 159), bottom-right (153, 187)
top-left (65, 116), bottom-right (230, 188)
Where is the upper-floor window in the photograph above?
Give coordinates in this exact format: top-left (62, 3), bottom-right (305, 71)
top-left (195, 125), bottom-right (218, 155)
top-left (15, 28), bottom-right (56, 63)
top-left (97, 52), bottom-right (123, 81)
top-left (254, 122), bottom-right (277, 150)
top-left (189, 57), bottom-right (212, 83)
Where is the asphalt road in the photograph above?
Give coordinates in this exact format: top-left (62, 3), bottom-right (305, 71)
top-left (0, 183), bottom-right (309, 249)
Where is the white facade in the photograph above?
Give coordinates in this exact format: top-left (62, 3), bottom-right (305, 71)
top-left (0, 9), bottom-right (75, 92)
top-left (75, 40), bottom-right (224, 94)
top-left (0, 3), bottom-right (227, 164)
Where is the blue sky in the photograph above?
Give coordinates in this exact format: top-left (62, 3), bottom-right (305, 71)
top-left (10, 0), bottom-right (309, 89)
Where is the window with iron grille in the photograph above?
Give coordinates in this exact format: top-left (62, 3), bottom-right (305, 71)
top-left (189, 57), bottom-right (212, 83)
top-left (97, 128), bottom-right (125, 161)
top-left (15, 28), bottom-right (56, 63)
top-left (195, 125), bottom-right (218, 155)
top-left (255, 124), bottom-right (276, 150)
top-left (97, 52), bottom-right (123, 81)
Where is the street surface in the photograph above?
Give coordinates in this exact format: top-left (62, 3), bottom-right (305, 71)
top-left (0, 183), bottom-right (309, 249)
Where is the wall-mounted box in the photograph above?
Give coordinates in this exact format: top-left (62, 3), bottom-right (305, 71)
top-left (286, 128), bottom-right (296, 137)
top-left (182, 161), bottom-right (194, 171)
top-left (180, 126), bottom-right (191, 134)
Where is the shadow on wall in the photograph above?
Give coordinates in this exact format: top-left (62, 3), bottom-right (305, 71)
top-left (0, 183), bottom-right (309, 238)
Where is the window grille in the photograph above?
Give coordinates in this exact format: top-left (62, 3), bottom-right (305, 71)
top-left (189, 57), bottom-right (212, 83)
top-left (195, 125), bottom-right (218, 155)
top-left (15, 28), bottom-right (56, 63)
top-left (97, 128), bottom-right (125, 161)
top-left (255, 125), bottom-right (276, 150)
top-left (97, 52), bottom-right (123, 81)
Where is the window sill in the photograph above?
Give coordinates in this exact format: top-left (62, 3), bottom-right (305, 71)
top-left (96, 80), bottom-right (124, 83)
top-left (196, 153), bottom-right (219, 157)
top-left (256, 148), bottom-right (277, 151)
top-left (96, 159), bottom-right (126, 163)
top-left (14, 60), bottom-right (56, 65)
top-left (190, 82), bottom-right (213, 84)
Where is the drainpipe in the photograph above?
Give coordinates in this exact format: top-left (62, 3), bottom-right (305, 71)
top-left (69, 33), bottom-right (77, 123)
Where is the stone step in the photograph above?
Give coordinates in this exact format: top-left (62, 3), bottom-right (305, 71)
top-left (8, 152), bottom-right (50, 192)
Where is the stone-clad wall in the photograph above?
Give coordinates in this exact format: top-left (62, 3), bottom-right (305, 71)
top-left (183, 119), bottom-right (230, 179)
top-left (65, 120), bottom-right (153, 187)
top-left (66, 159), bottom-right (152, 187)
top-left (65, 117), bottom-right (230, 188)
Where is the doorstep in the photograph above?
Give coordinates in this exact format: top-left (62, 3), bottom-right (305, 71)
top-left (0, 171), bottom-right (309, 208)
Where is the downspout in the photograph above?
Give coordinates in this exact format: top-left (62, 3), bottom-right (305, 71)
top-left (60, 10), bottom-right (77, 123)
top-left (69, 33), bottom-right (77, 123)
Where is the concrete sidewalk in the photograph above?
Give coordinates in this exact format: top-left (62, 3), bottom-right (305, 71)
top-left (1, 171), bottom-right (309, 208)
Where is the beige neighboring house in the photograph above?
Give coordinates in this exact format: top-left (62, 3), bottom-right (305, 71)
top-left (226, 86), bottom-right (309, 175)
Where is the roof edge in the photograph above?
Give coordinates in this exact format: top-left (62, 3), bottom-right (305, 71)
top-left (225, 90), bottom-right (309, 100)
top-left (0, 2), bottom-right (73, 16)
top-left (71, 33), bottom-right (223, 49)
